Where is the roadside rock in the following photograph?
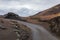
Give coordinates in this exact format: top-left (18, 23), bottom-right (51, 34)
top-left (49, 16), bottom-right (60, 36)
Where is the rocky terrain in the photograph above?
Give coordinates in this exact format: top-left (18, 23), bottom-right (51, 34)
top-left (0, 18), bottom-right (32, 40)
top-left (0, 4), bottom-right (60, 40)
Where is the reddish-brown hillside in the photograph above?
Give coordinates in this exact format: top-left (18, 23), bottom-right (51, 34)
top-left (22, 4), bottom-right (60, 24)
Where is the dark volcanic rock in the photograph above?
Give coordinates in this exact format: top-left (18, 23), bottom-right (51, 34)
top-left (4, 12), bottom-right (27, 21)
top-left (4, 12), bottom-right (20, 20)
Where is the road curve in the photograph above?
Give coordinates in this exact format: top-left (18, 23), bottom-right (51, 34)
top-left (19, 21), bottom-right (58, 40)
top-left (5, 19), bottom-right (58, 40)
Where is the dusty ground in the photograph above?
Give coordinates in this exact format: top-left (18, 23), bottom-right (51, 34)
top-left (0, 18), bottom-right (32, 40)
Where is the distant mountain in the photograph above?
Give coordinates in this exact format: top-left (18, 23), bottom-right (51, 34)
top-left (3, 12), bottom-right (27, 21)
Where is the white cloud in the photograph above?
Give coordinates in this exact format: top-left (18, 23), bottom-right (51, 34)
top-left (0, 0), bottom-right (60, 17)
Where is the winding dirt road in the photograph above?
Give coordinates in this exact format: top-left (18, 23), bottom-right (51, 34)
top-left (19, 21), bottom-right (58, 40)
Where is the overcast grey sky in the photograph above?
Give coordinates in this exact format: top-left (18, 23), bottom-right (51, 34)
top-left (0, 0), bottom-right (60, 17)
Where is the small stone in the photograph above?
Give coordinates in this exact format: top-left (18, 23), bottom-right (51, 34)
top-left (16, 39), bottom-right (20, 40)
